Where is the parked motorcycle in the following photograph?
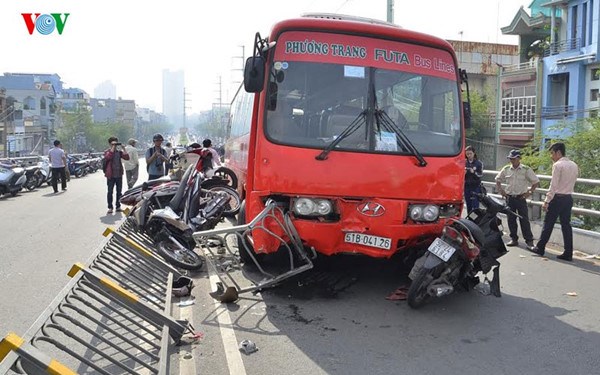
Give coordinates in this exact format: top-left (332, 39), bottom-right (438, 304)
top-left (406, 192), bottom-right (517, 309)
top-left (0, 162), bottom-right (27, 197)
top-left (23, 164), bottom-right (43, 191)
top-left (37, 157), bottom-right (51, 187)
top-left (67, 155), bottom-right (88, 178)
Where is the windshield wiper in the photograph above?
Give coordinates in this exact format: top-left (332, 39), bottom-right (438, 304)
top-left (315, 110), bottom-right (367, 161)
top-left (376, 109), bottom-right (427, 167)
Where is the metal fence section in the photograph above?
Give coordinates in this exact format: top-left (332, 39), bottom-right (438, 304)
top-left (0, 220), bottom-right (192, 375)
top-left (483, 169), bottom-right (600, 220)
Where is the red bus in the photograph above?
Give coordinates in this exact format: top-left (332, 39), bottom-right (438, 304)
top-left (226, 14), bottom-right (470, 264)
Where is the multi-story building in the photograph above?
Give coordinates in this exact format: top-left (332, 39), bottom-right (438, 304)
top-left (89, 98), bottom-right (136, 125)
top-left (498, 0), bottom-right (556, 152)
top-left (0, 73), bottom-right (59, 156)
top-left (448, 40), bottom-right (520, 168)
top-left (540, 0), bottom-right (599, 140)
top-left (94, 80), bottom-right (117, 100)
top-left (61, 88), bottom-right (91, 112)
top-left (162, 69), bottom-right (184, 127)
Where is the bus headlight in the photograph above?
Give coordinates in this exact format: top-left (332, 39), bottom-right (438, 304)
top-left (294, 198), bottom-right (316, 216)
top-left (408, 204), bottom-right (440, 222)
top-left (316, 200), bottom-right (333, 215)
top-left (293, 198), bottom-right (334, 217)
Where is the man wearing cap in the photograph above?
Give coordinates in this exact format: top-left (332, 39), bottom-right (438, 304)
top-left (495, 149), bottom-right (540, 247)
top-left (123, 138), bottom-right (139, 189)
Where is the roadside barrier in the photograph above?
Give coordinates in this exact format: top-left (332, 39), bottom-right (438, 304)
top-left (0, 220), bottom-right (193, 375)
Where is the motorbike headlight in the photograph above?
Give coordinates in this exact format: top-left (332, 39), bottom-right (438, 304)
top-left (316, 200), bottom-right (333, 215)
top-left (294, 198), bottom-right (316, 216)
top-left (423, 205), bottom-right (440, 222)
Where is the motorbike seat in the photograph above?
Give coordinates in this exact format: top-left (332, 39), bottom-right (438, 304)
top-left (457, 218), bottom-right (486, 246)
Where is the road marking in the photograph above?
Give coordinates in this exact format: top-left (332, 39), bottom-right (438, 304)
top-left (179, 304), bottom-right (198, 375)
top-left (208, 273), bottom-right (247, 375)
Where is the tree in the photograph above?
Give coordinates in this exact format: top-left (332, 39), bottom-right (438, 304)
top-left (465, 87), bottom-right (495, 139)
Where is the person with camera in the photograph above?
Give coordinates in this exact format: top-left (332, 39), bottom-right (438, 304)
top-left (145, 133), bottom-right (169, 180)
top-left (103, 136), bottom-right (130, 214)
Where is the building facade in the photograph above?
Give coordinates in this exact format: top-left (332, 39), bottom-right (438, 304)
top-left (0, 73), bottom-right (60, 156)
top-left (540, 0), bottom-right (599, 140)
top-left (162, 69), bottom-right (184, 127)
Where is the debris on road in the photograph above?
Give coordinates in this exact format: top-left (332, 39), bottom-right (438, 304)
top-left (239, 339), bottom-right (258, 355)
top-left (385, 286), bottom-right (409, 301)
top-left (565, 292), bottom-right (578, 297)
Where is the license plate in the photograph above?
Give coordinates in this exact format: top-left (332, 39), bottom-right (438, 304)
top-left (428, 237), bottom-right (456, 262)
top-left (344, 233), bottom-right (392, 250)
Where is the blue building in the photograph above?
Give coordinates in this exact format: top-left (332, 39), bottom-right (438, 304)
top-left (540, 0), bottom-right (599, 139)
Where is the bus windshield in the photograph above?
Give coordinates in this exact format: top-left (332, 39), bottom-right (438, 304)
top-left (265, 32), bottom-right (462, 156)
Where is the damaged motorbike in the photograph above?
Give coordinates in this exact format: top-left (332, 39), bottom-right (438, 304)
top-left (407, 191), bottom-right (518, 309)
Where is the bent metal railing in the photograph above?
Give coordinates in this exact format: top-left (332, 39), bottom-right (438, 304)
top-left (0, 221), bottom-right (193, 375)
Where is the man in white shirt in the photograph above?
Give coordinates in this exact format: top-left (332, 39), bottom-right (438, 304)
top-left (48, 140), bottom-right (67, 193)
top-left (123, 138), bottom-right (139, 189)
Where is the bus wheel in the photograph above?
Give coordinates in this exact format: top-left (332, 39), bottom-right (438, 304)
top-left (237, 200), bottom-right (261, 265)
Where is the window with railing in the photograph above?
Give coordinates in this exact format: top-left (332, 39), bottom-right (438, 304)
top-left (500, 96), bottom-right (536, 128)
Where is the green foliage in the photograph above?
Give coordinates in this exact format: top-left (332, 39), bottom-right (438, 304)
top-left (56, 109), bottom-right (136, 153)
top-left (465, 87), bottom-right (494, 139)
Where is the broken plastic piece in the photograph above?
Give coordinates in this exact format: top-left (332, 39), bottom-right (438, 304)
top-left (239, 339), bottom-right (258, 354)
top-left (385, 286), bottom-right (409, 301)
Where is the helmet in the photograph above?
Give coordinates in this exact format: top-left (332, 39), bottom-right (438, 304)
top-left (152, 133), bottom-right (164, 142)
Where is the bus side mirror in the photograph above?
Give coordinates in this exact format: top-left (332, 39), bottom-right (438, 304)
top-left (463, 102), bottom-right (472, 129)
top-left (244, 56), bottom-right (265, 93)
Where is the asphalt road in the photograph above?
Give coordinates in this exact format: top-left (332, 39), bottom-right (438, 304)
top-left (2, 165), bottom-right (600, 375)
top-left (0, 168), bottom-right (130, 337)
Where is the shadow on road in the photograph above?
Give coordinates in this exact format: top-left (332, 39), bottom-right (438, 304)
top-left (100, 213), bottom-right (125, 225)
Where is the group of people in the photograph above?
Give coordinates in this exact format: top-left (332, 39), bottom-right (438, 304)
top-left (102, 133), bottom-right (222, 214)
top-left (464, 142), bottom-right (579, 262)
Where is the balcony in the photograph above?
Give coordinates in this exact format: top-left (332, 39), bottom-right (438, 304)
top-left (541, 105), bottom-right (574, 119)
top-left (544, 38), bottom-right (581, 56)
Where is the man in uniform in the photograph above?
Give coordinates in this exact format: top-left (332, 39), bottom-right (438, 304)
top-left (495, 149), bottom-right (540, 248)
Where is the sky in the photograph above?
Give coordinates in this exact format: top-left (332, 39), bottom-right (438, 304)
top-left (0, 0), bottom-right (532, 114)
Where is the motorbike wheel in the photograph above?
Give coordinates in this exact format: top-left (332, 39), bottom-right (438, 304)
top-left (25, 177), bottom-right (38, 191)
top-left (407, 268), bottom-right (436, 309)
top-left (75, 169), bottom-right (83, 178)
top-left (208, 185), bottom-right (241, 217)
top-left (157, 239), bottom-right (204, 270)
top-left (213, 167), bottom-right (238, 189)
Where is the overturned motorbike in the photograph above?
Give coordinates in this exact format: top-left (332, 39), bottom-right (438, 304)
top-left (130, 161), bottom-right (240, 270)
top-left (407, 191), bottom-right (517, 309)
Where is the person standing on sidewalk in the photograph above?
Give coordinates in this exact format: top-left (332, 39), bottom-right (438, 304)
top-left (48, 140), bottom-right (67, 193)
top-left (495, 149), bottom-right (540, 248)
top-left (464, 145), bottom-right (484, 213)
top-left (528, 142), bottom-right (579, 261)
top-left (103, 136), bottom-right (130, 214)
top-left (123, 138), bottom-right (139, 189)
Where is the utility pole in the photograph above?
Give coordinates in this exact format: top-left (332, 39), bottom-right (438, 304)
top-left (387, 0), bottom-right (394, 23)
top-left (231, 45), bottom-right (245, 86)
